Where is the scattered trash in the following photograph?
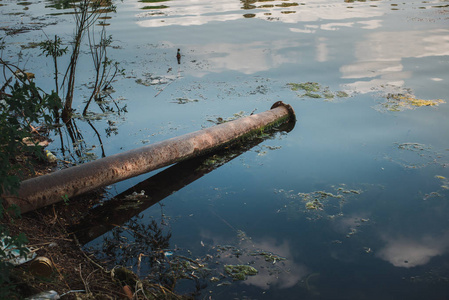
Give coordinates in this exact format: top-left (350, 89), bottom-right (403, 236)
top-left (24, 290), bottom-right (60, 300)
top-left (0, 236), bottom-right (36, 266)
top-left (122, 285), bottom-right (133, 300)
top-left (29, 256), bottom-right (53, 277)
top-left (45, 150), bottom-right (57, 163)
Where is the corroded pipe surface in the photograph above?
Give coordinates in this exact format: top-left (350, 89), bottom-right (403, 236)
top-left (4, 101), bottom-right (295, 214)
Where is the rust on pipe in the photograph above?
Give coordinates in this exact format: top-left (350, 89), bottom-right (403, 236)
top-left (3, 101), bottom-right (295, 214)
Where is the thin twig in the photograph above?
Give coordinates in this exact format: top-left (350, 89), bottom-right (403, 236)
top-left (154, 79), bottom-right (176, 97)
top-left (73, 234), bottom-right (110, 274)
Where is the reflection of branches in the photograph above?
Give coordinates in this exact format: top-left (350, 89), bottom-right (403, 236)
top-left (61, 0), bottom-right (116, 121)
top-left (91, 216), bottom-right (210, 294)
top-left (83, 23), bottom-right (123, 115)
top-left (57, 117), bottom-right (106, 164)
top-left (86, 119), bottom-right (105, 158)
top-left (63, 118), bottom-right (85, 160)
top-left (98, 217), bottom-right (171, 272)
top-left (96, 93), bottom-right (127, 116)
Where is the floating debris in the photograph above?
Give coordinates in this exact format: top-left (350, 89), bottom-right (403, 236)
top-left (346, 228), bottom-right (357, 238)
top-left (207, 111), bottom-right (248, 125)
top-left (224, 264), bottom-right (258, 280)
top-left (435, 175), bottom-right (449, 190)
top-left (275, 185), bottom-right (364, 220)
top-left (287, 82), bottom-right (349, 100)
top-left (141, 5), bottom-right (169, 9)
top-left (45, 150), bottom-right (57, 163)
top-left (248, 250), bottom-right (286, 264)
top-left (123, 190), bottom-right (148, 201)
top-left (172, 97), bottom-right (199, 104)
top-left (423, 191), bottom-right (441, 201)
top-left (363, 247), bottom-right (373, 254)
top-left (387, 142), bottom-right (449, 169)
top-left (377, 93), bottom-right (445, 112)
top-left (305, 199), bottom-right (323, 210)
top-left (136, 73), bottom-right (175, 86)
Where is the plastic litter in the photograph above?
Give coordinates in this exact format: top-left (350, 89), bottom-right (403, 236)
top-left (24, 290), bottom-right (60, 300)
top-left (45, 150), bottom-right (57, 163)
top-left (0, 235), bottom-right (36, 265)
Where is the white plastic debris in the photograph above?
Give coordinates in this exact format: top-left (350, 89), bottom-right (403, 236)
top-left (0, 236), bottom-right (36, 266)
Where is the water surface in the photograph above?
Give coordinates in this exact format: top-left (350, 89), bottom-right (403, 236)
top-left (1, 0), bottom-right (449, 299)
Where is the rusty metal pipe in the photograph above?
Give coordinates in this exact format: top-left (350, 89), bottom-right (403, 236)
top-left (3, 101), bottom-right (295, 214)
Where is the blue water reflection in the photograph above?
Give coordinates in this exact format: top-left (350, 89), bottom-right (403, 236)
top-left (1, 0), bottom-right (449, 298)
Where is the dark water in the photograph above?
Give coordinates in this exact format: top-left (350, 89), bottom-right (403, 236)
top-left (2, 0), bottom-right (449, 299)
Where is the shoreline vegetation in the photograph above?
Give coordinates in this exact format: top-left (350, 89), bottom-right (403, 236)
top-left (0, 1), bottom-right (187, 298)
top-left (2, 147), bottom-right (191, 299)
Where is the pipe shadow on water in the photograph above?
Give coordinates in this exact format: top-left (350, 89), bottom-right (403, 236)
top-left (72, 120), bottom-right (295, 245)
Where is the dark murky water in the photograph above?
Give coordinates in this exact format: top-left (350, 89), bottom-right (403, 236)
top-left (2, 0), bottom-right (449, 299)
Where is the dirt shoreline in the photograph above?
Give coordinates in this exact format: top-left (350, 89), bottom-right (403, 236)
top-left (2, 156), bottom-right (188, 299)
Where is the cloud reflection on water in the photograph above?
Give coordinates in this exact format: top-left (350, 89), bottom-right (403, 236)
top-left (341, 29), bottom-right (449, 93)
top-left (241, 238), bottom-right (308, 289)
top-left (377, 232), bottom-right (449, 268)
top-left (200, 230), bottom-right (308, 289)
top-left (186, 40), bottom-right (302, 76)
top-left (135, 0), bottom-right (385, 28)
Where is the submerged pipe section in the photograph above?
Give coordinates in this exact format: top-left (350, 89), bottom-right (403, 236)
top-left (3, 101), bottom-right (295, 214)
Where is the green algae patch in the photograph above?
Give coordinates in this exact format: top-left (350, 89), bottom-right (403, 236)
top-left (276, 2), bottom-right (299, 7)
top-left (379, 93), bottom-right (445, 112)
top-left (287, 82), bottom-right (349, 100)
top-left (141, 5), bottom-right (168, 9)
top-left (275, 184), bottom-right (364, 221)
top-left (288, 82), bottom-right (321, 92)
top-left (305, 199), bottom-right (323, 210)
top-left (224, 264), bottom-right (258, 280)
top-left (336, 91), bottom-right (349, 98)
top-left (390, 142), bottom-right (449, 169)
top-left (249, 250), bottom-right (286, 263)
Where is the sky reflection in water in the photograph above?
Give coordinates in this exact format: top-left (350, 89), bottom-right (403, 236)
top-left (2, 0), bottom-right (449, 298)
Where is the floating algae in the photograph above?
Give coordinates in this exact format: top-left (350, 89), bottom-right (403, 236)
top-left (288, 82), bottom-right (321, 92)
top-left (287, 82), bottom-right (349, 100)
top-left (305, 199), bottom-right (324, 210)
top-left (378, 93), bottom-right (445, 112)
top-left (275, 185), bottom-right (363, 220)
top-left (224, 264), bottom-right (258, 280)
top-left (172, 97), bottom-right (199, 104)
top-left (207, 111), bottom-right (247, 125)
top-left (275, 2), bottom-right (299, 7)
top-left (141, 5), bottom-right (169, 9)
top-left (387, 142), bottom-right (449, 169)
top-left (249, 250), bottom-right (286, 264)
